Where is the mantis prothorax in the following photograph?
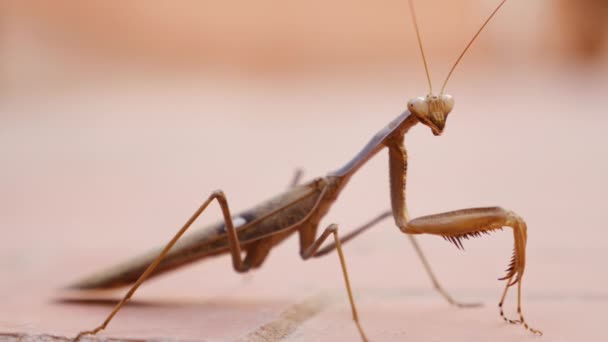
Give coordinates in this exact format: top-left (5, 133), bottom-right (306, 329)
top-left (70, 0), bottom-right (542, 340)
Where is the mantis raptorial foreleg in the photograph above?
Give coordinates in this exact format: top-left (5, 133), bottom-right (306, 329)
top-left (75, 190), bottom-right (248, 341)
top-left (301, 223), bottom-right (369, 342)
top-left (401, 207), bottom-right (542, 335)
top-left (385, 127), bottom-right (540, 334)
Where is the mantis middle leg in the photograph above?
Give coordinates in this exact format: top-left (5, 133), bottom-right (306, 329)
top-left (300, 223), bottom-right (369, 342)
top-left (313, 210), bottom-right (480, 307)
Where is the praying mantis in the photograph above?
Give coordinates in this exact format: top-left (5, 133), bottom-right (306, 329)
top-left (70, 0), bottom-right (542, 340)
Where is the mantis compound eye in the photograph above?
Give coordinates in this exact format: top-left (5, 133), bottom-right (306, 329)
top-left (407, 96), bottom-right (429, 117)
top-left (440, 94), bottom-right (455, 115)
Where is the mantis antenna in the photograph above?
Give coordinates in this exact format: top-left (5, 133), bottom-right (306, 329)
top-left (440, 0), bottom-right (509, 94)
top-left (408, 0), bottom-right (509, 95)
top-left (408, 0), bottom-right (433, 94)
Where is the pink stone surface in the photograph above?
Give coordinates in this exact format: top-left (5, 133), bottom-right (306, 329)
top-left (1, 65), bottom-right (607, 341)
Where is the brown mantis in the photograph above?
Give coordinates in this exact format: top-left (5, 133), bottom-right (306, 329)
top-left (70, 0), bottom-right (542, 340)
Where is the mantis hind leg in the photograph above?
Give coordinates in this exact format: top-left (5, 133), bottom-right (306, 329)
top-left (301, 223), bottom-right (369, 342)
top-left (402, 206), bottom-right (542, 335)
top-left (74, 190), bottom-right (249, 341)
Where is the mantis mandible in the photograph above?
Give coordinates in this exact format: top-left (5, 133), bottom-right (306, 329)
top-left (70, 0), bottom-right (542, 340)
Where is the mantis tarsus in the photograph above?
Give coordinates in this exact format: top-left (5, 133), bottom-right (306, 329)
top-left (70, 0), bottom-right (542, 340)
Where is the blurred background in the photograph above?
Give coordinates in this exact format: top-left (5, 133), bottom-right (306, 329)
top-left (1, 0), bottom-right (607, 88)
top-left (1, 0), bottom-right (608, 340)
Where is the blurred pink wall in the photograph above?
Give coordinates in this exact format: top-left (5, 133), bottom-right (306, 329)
top-left (1, 0), bottom-right (606, 92)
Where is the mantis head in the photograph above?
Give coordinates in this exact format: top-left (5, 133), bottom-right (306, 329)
top-left (408, 94), bottom-right (454, 136)
top-left (407, 0), bottom-right (507, 136)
